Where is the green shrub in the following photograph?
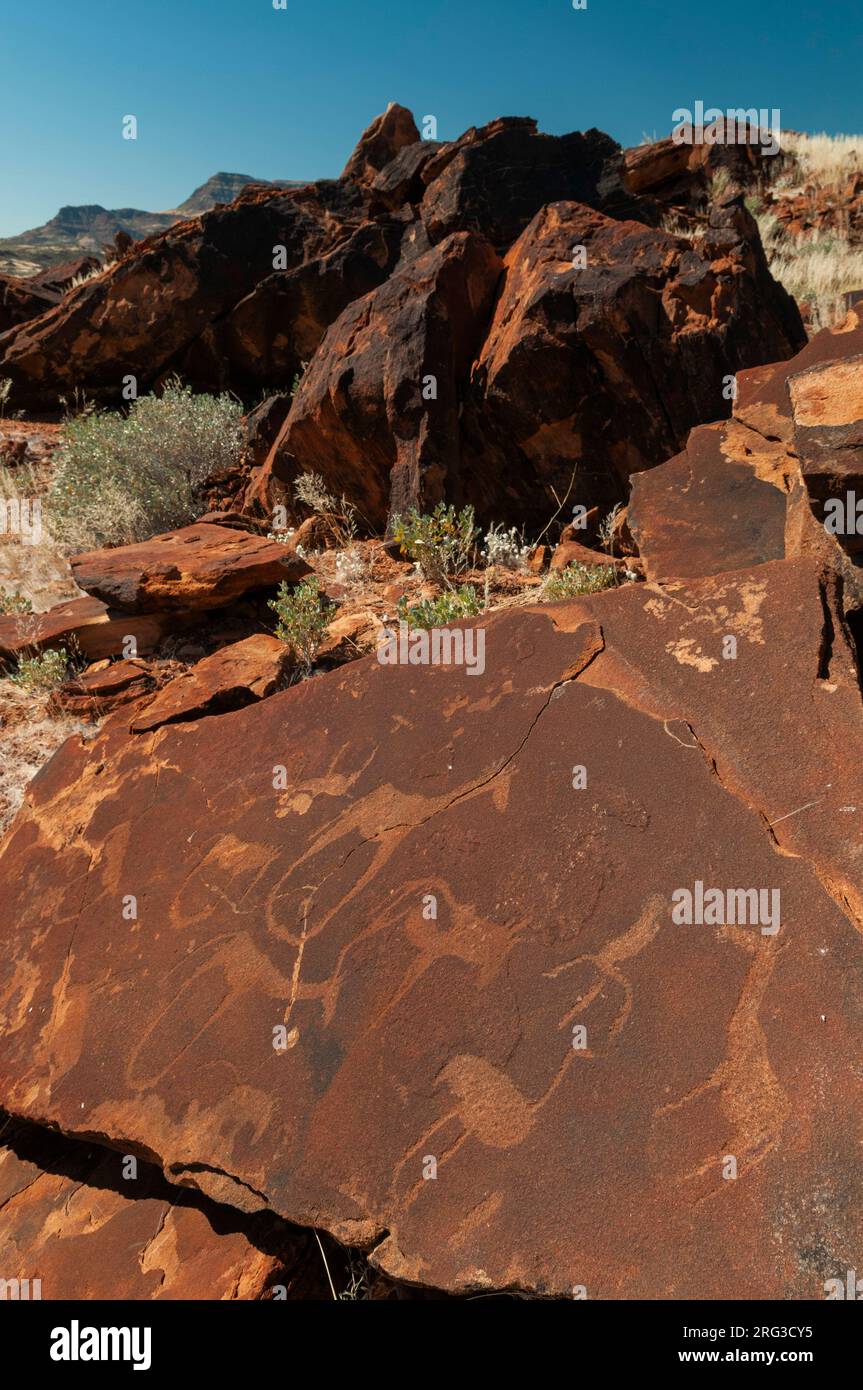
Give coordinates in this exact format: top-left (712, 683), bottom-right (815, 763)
top-left (269, 577), bottom-right (336, 676)
top-left (396, 585), bottom-right (482, 630)
top-left (10, 647), bottom-right (68, 691)
top-left (48, 378), bottom-right (244, 551)
top-left (543, 561), bottom-right (617, 600)
top-left (390, 503), bottom-right (478, 585)
top-left (0, 588), bottom-right (33, 616)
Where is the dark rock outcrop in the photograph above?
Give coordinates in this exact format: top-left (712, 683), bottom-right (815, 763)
top-left (458, 198), bottom-right (804, 525)
top-left (420, 117), bottom-right (620, 249)
top-left (260, 197), bottom-right (804, 529)
top-left (267, 231), bottom-right (503, 527)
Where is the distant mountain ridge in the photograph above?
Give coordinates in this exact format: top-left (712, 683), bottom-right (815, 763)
top-left (0, 173), bottom-right (300, 277)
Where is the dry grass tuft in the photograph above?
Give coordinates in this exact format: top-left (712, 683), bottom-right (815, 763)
top-left (777, 131), bottom-right (863, 189)
top-left (0, 680), bottom-right (91, 837)
top-left (756, 209), bottom-right (863, 330)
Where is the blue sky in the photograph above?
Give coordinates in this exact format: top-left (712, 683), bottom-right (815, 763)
top-left (0, 0), bottom-right (860, 236)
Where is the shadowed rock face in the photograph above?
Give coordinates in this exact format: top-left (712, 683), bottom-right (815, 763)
top-left (269, 231), bottom-right (503, 527)
top-left (0, 195), bottom-right (332, 411)
top-left (1, 561), bottom-right (862, 1298)
top-left (419, 117), bottom-right (621, 249)
top-left (263, 197), bottom-right (805, 529)
top-left (0, 272), bottom-right (59, 334)
top-left (175, 217), bottom-right (407, 396)
top-left (458, 199), bottom-right (804, 525)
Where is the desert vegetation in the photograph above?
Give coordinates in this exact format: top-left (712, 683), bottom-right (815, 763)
top-left (48, 379), bottom-right (244, 551)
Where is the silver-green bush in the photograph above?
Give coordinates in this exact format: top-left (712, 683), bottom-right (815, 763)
top-left (48, 379), bottom-right (244, 551)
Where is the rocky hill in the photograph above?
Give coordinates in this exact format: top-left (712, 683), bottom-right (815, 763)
top-left (0, 172), bottom-right (296, 277)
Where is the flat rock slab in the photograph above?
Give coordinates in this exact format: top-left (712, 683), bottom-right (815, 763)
top-left (549, 538), bottom-right (628, 573)
top-left (70, 524), bottom-right (311, 614)
top-left (628, 421), bottom-right (788, 581)
top-left (0, 1118), bottom-right (294, 1300)
top-left (734, 305), bottom-right (863, 445)
top-left (50, 658), bottom-right (162, 720)
top-left (1, 563), bottom-right (862, 1297)
top-left (130, 635), bottom-right (290, 733)
top-left (0, 596), bottom-right (175, 665)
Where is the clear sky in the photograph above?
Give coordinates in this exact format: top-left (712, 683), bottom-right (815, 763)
top-left (0, 0), bottom-right (860, 236)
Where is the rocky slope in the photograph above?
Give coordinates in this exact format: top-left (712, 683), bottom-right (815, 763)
top-left (0, 105), bottom-right (805, 531)
top-left (624, 127), bottom-right (863, 330)
top-left (1, 106), bottom-right (862, 1301)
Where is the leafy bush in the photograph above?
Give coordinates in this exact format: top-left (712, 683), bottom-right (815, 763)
top-left (48, 379), bottom-right (244, 551)
top-left (396, 585), bottom-right (482, 629)
top-left (0, 588), bottom-right (33, 616)
top-left (10, 647), bottom-right (68, 692)
top-left (269, 577), bottom-right (336, 676)
top-left (390, 503), bottom-right (478, 585)
top-left (543, 561), bottom-right (617, 600)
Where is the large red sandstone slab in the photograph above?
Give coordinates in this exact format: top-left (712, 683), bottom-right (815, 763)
top-left (0, 564), bottom-right (862, 1297)
top-left (71, 524), bottom-right (311, 613)
top-left (563, 558), bottom-right (863, 919)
